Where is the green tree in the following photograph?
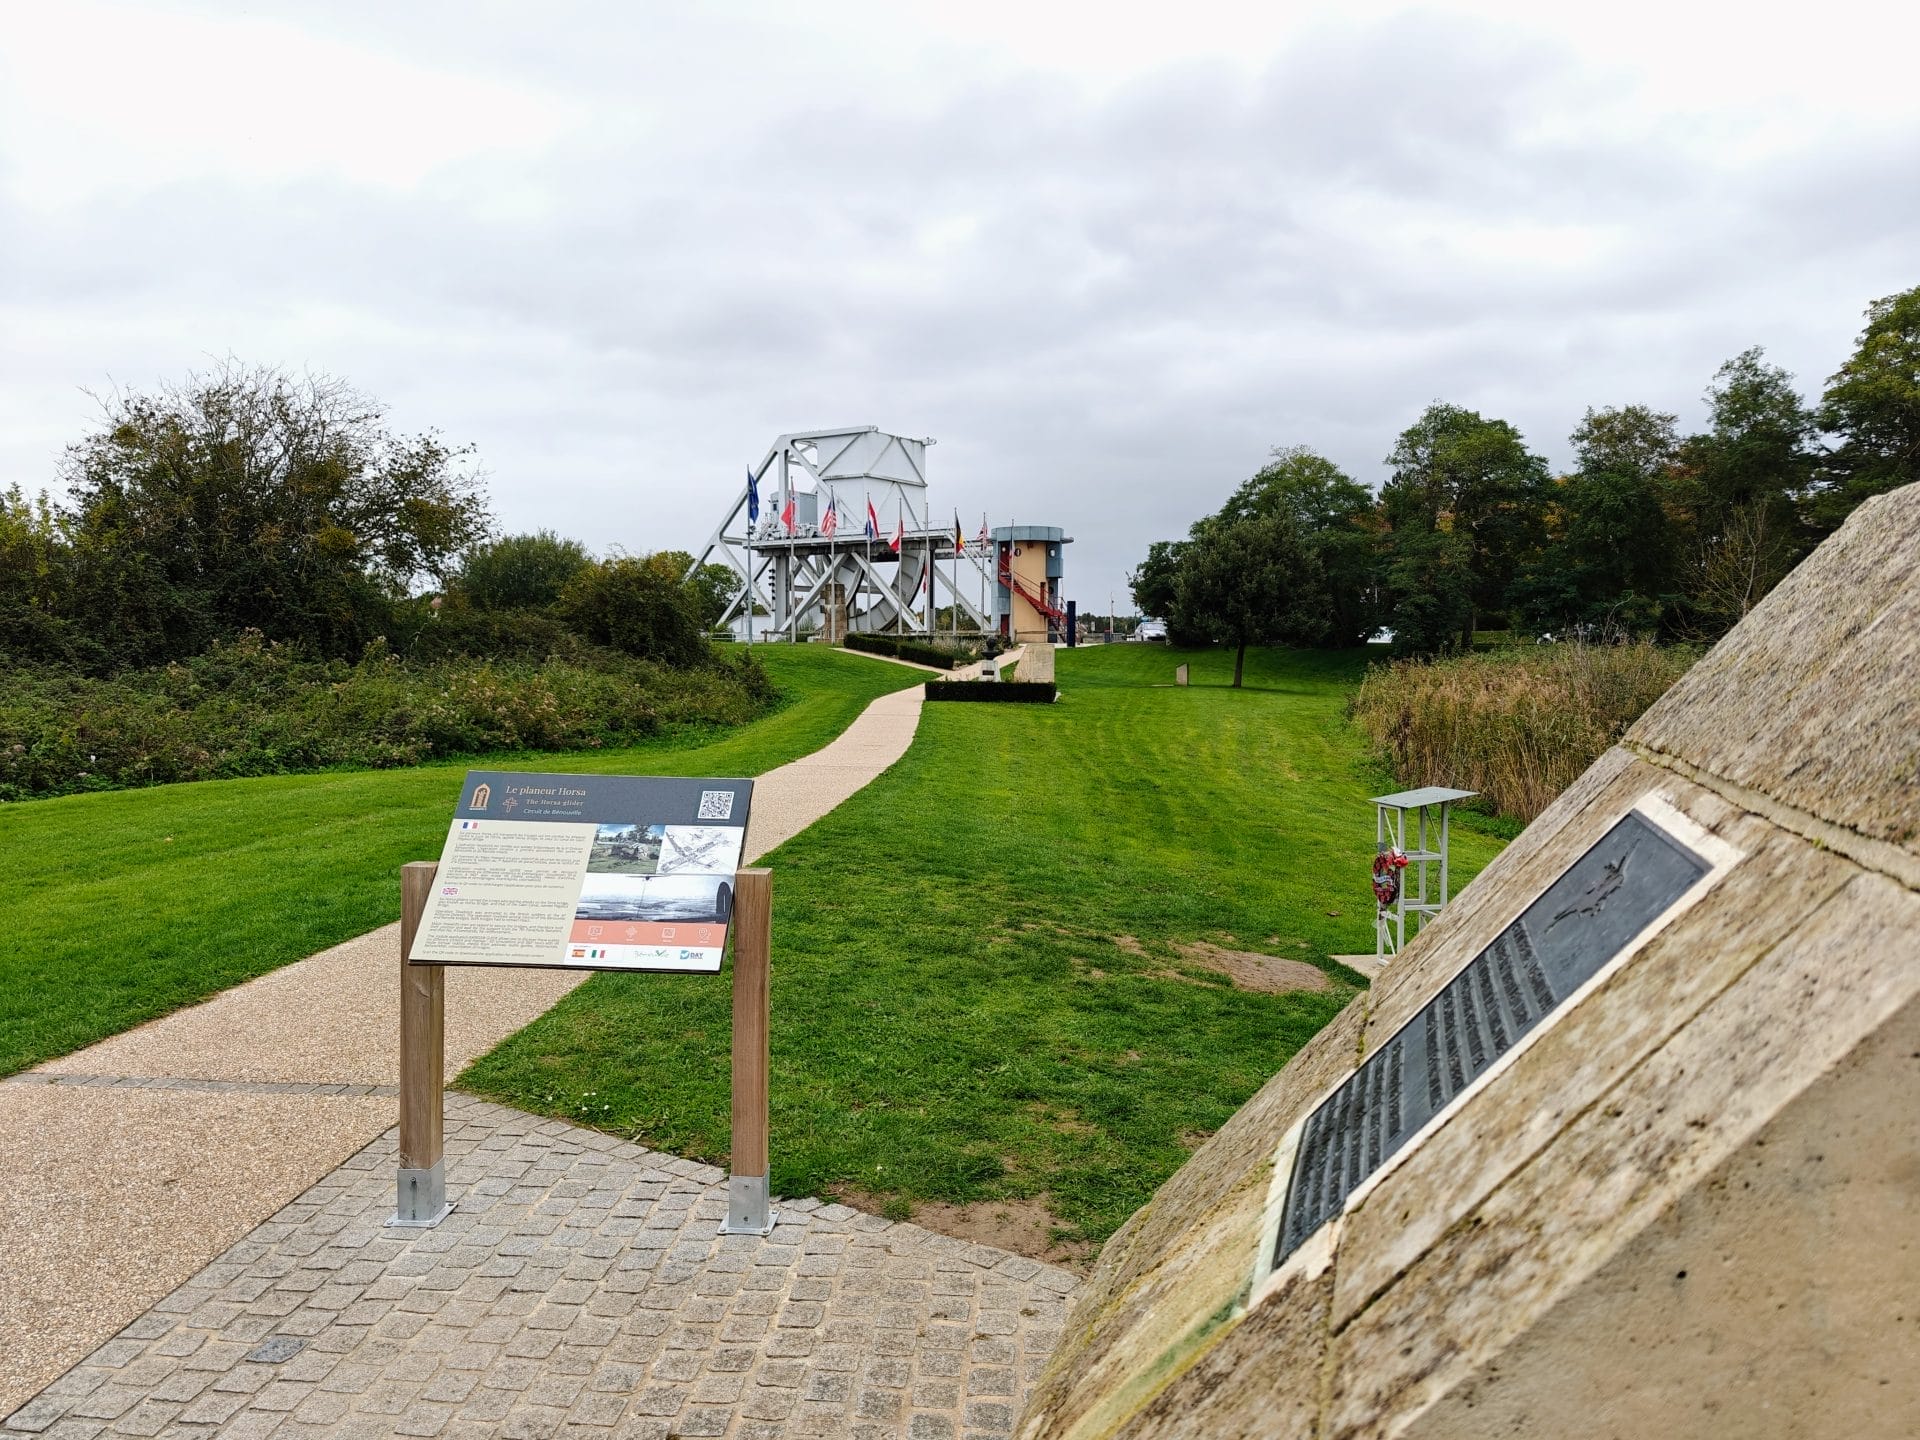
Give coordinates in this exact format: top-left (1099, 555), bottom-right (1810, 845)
top-left (1169, 514), bottom-right (1327, 687)
top-left (1379, 525), bottom-right (1474, 658)
top-left (557, 556), bottom-right (709, 666)
top-left (1674, 348), bottom-right (1816, 635)
top-left (1513, 405), bottom-right (1685, 636)
top-left (1217, 446), bottom-right (1382, 645)
top-left (646, 550), bottom-right (743, 632)
top-left (1382, 404), bottom-right (1549, 646)
top-left (1814, 284), bottom-right (1920, 528)
top-left (1686, 346), bottom-right (1816, 527)
top-left (0, 485), bottom-right (94, 667)
top-left (454, 530), bottom-right (592, 610)
top-left (59, 363), bottom-right (489, 666)
top-left (1127, 539), bottom-right (1185, 622)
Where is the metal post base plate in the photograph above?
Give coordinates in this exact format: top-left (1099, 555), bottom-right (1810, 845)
top-left (386, 1162), bottom-right (454, 1228)
top-left (719, 1174), bottom-right (778, 1236)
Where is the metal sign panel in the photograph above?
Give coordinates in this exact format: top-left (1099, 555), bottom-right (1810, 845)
top-left (408, 771), bottom-right (753, 974)
top-left (1274, 809), bottom-right (1711, 1266)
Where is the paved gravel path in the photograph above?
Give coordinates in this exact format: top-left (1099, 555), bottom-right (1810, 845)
top-left (1, 680), bottom-right (953, 1422)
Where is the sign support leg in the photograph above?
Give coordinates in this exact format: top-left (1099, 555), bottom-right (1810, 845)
top-left (390, 860), bottom-right (453, 1227)
top-left (722, 867), bottom-right (777, 1236)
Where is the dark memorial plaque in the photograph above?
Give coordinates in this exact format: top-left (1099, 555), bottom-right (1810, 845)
top-left (1275, 809), bottom-right (1710, 1266)
top-left (408, 770), bottom-right (753, 974)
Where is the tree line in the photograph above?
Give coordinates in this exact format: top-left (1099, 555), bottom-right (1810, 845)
top-left (1131, 285), bottom-right (1919, 677)
top-left (0, 362), bottom-right (741, 674)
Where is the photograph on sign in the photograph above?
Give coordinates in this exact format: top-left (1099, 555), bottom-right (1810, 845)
top-left (407, 771), bottom-right (753, 973)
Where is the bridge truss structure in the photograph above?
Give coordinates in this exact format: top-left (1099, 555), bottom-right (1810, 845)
top-left (688, 426), bottom-right (997, 643)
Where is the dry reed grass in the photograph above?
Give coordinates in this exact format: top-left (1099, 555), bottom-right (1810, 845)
top-left (1350, 641), bottom-right (1696, 821)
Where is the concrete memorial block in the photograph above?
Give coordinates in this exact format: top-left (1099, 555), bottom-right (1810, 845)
top-left (1176, 663), bottom-right (1188, 686)
top-left (1018, 484), bottom-right (1920, 1440)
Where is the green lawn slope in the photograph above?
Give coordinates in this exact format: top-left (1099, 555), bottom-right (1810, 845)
top-left (0, 647), bottom-right (919, 1076)
top-left (459, 643), bottom-right (1508, 1246)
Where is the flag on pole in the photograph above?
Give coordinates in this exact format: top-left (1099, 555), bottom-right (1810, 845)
top-left (888, 511), bottom-right (904, 553)
top-left (821, 489), bottom-right (839, 537)
top-left (780, 493), bottom-right (795, 535)
top-left (953, 511), bottom-right (965, 554)
top-left (865, 496), bottom-right (879, 540)
top-left (746, 467), bottom-right (759, 524)
top-left (977, 514), bottom-right (990, 548)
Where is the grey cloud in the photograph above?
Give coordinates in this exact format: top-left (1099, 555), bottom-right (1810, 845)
top-left (5, 5), bottom-right (1916, 608)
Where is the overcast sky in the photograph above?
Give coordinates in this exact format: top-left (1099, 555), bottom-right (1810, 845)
top-left (4, 0), bottom-right (1916, 612)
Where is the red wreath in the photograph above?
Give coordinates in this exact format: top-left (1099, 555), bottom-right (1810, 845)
top-left (1372, 848), bottom-right (1409, 908)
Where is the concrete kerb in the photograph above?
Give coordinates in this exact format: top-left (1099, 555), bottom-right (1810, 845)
top-left (0, 680), bottom-right (935, 1416)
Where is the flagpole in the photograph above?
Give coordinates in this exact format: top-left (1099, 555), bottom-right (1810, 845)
top-left (775, 451), bottom-right (783, 641)
top-left (980, 512), bottom-right (988, 641)
top-left (745, 468), bottom-right (755, 649)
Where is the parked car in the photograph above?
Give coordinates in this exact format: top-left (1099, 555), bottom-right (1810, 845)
top-left (1133, 618), bottom-right (1168, 642)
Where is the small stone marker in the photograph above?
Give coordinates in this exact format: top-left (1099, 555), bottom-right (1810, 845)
top-left (1176, 663), bottom-right (1188, 686)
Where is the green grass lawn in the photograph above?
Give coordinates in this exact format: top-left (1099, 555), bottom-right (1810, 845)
top-left (459, 643), bottom-right (1508, 1246)
top-left (0, 647), bottom-right (918, 1077)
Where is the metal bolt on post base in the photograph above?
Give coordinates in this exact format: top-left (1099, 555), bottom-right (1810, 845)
top-left (720, 1174), bottom-right (778, 1236)
top-left (387, 1161), bottom-right (454, 1228)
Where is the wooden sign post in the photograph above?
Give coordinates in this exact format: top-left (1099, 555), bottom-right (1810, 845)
top-left (391, 861), bottom-right (451, 1227)
top-left (390, 861), bottom-right (775, 1234)
top-left (721, 868), bottom-right (777, 1235)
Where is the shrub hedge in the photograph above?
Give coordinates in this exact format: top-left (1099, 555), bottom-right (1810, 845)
top-left (0, 630), bottom-right (775, 802)
top-left (842, 633), bottom-right (977, 669)
top-left (923, 681), bottom-right (1057, 704)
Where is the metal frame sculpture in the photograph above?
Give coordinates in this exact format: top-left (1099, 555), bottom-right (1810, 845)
top-left (1372, 785), bottom-right (1479, 958)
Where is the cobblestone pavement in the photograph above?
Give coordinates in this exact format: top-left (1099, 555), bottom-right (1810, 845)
top-left (4, 1095), bottom-right (1077, 1440)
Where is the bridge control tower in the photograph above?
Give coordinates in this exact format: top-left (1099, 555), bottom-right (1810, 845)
top-left (991, 526), bottom-right (1072, 643)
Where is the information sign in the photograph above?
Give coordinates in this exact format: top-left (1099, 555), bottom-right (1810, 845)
top-left (407, 770), bottom-right (753, 974)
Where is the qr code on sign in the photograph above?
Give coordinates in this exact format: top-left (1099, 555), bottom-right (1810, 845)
top-left (697, 790), bottom-right (734, 821)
